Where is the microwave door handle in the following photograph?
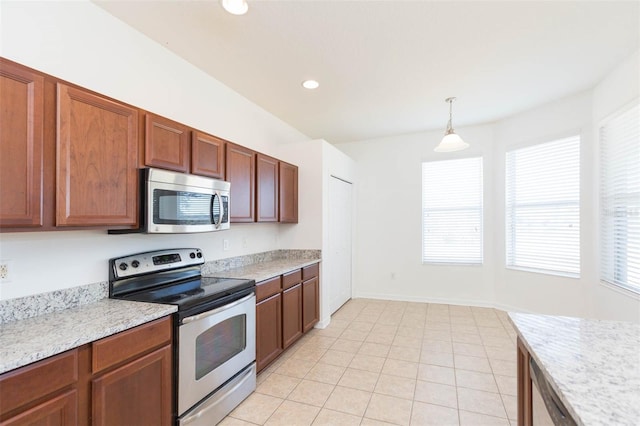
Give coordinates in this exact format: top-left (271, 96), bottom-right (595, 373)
top-left (212, 192), bottom-right (223, 228)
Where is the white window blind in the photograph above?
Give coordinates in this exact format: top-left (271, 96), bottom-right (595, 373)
top-left (422, 157), bottom-right (483, 264)
top-left (600, 103), bottom-right (640, 294)
top-left (506, 136), bottom-right (580, 276)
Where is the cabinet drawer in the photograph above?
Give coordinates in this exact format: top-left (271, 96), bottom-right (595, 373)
top-left (282, 269), bottom-right (302, 290)
top-left (0, 349), bottom-right (78, 415)
top-left (256, 276), bottom-right (281, 302)
top-left (92, 317), bottom-right (172, 374)
top-left (302, 263), bottom-right (319, 281)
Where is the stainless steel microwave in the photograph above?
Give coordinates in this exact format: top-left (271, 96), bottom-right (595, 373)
top-left (110, 168), bottom-right (230, 234)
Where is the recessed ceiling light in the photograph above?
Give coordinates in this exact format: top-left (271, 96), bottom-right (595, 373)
top-left (302, 80), bottom-right (319, 90)
top-left (222, 0), bottom-right (248, 15)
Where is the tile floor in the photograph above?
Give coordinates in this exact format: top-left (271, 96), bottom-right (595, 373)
top-left (222, 299), bottom-right (519, 426)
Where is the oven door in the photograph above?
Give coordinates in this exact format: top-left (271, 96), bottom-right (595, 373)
top-left (178, 293), bottom-right (256, 416)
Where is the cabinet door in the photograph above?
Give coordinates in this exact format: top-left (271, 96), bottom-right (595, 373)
top-left (56, 84), bottom-right (138, 226)
top-left (302, 277), bottom-right (319, 332)
top-left (225, 143), bottom-right (255, 222)
top-left (2, 390), bottom-right (77, 426)
top-left (0, 60), bottom-right (44, 228)
top-left (144, 113), bottom-right (190, 173)
top-left (256, 294), bottom-right (282, 372)
top-left (282, 284), bottom-right (303, 349)
top-left (256, 154), bottom-right (279, 222)
top-left (191, 131), bottom-right (225, 179)
top-left (92, 345), bottom-right (172, 426)
top-left (0, 350), bottom-right (78, 419)
top-left (279, 162), bottom-right (298, 223)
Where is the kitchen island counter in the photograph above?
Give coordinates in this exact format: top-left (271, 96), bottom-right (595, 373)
top-left (508, 312), bottom-right (640, 426)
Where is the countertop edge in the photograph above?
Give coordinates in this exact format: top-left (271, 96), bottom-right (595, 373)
top-left (0, 300), bottom-right (177, 375)
top-left (206, 257), bottom-right (322, 282)
top-left (0, 253), bottom-right (320, 375)
top-left (508, 313), bottom-right (585, 425)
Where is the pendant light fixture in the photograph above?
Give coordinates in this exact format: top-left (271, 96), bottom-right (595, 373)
top-left (434, 97), bottom-right (469, 152)
top-left (222, 0), bottom-right (248, 15)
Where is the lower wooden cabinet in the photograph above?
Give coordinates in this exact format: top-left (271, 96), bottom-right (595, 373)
top-left (256, 293), bottom-right (283, 372)
top-left (0, 317), bottom-right (172, 426)
top-left (282, 284), bottom-right (303, 349)
top-left (92, 346), bottom-right (172, 426)
top-left (302, 276), bottom-right (319, 333)
top-left (2, 390), bottom-right (77, 426)
top-left (255, 262), bottom-right (321, 373)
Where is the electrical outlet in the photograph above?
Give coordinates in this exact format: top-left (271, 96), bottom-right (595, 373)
top-left (223, 239), bottom-right (230, 251)
top-left (242, 237), bottom-right (248, 249)
top-left (0, 260), bottom-right (13, 283)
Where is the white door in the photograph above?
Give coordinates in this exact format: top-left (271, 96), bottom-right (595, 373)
top-left (328, 176), bottom-right (353, 314)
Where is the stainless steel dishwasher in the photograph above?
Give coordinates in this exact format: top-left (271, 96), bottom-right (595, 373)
top-left (530, 357), bottom-right (577, 426)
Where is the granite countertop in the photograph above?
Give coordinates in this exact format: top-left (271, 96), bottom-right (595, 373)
top-left (0, 249), bottom-right (320, 376)
top-left (205, 258), bottom-right (321, 283)
top-left (508, 312), bottom-right (640, 426)
top-left (0, 299), bottom-right (176, 374)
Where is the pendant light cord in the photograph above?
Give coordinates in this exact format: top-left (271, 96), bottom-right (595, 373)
top-left (445, 97), bottom-right (456, 134)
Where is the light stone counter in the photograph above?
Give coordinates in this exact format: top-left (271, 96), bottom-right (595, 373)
top-left (0, 250), bottom-right (319, 375)
top-left (0, 299), bottom-right (176, 374)
top-left (508, 312), bottom-right (640, 426)
top-left (205, 258), bottom-right (321, 282)
top-left (202, 249), bottom-right (321, 283)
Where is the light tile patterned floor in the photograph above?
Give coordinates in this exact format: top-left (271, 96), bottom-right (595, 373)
top-left (222, 299), bottom-right (518, 426)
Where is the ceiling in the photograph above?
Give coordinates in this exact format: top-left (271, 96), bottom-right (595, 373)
top-left (95, 0), bottom-right (639, 144)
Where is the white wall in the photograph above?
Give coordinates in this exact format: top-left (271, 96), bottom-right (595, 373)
top-left (279, 140), bottom-right (358, 327)
top-left (0, 0), bottom-right (315, 300)
top-left (320, 142), bottom-right (357, 326)
top-left (336, 49), bottom-right (640, 322)
top-left (337, 125), bottom-right (496, 307)
top-left (590, 50), bottom-right (640, 321)
top-left (492, 91), bottom-right (594, 317)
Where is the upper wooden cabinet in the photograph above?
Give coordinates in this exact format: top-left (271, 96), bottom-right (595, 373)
top-left (191, 131), bottom-right (225, 179)
top-left (226, 143), bottom-right (255, 222)
top-left (144, 113), bottom-right (190, 173)
top-left (256, 154), bottom-right (279, 222)
top-left (56, 83), bottom-right (139, 227)
top-left (0, 60), bottom-right (44, 228)
top-left (279, 162), bottom-right (298, 223)
top-left (0, 59), bottom-right (300, 232)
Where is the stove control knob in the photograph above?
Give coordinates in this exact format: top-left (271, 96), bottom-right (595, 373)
top-left (118, 262), bottom-right (128, 271)
top-left (131, 260), bottom-right (140, 268)
top-left (190, 252), bottom-right (196, 259)
top-left (197, 252), bottom-right (202, 258)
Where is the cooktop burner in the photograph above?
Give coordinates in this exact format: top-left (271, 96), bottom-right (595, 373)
top-left (127, 276), bottom-right (254, 309)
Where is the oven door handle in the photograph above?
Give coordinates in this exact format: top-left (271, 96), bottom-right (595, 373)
top-left (182, 293), bottom-right (255, 324)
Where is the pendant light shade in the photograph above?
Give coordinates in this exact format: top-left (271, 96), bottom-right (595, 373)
top-left (222, 0), bottom-right (248, 15)
top-left (434, 97), bottom-right (469, 152)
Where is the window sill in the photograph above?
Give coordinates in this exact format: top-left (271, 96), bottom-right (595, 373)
top-left (422, 261), bottom-right (483, 267)
top-left (505, 265), bottom-right (579, 279)
top-left (599, 280), bottom-right (640, 300)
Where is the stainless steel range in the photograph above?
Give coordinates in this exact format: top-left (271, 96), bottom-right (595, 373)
top-left (109, 248), bottom-right (256, 426)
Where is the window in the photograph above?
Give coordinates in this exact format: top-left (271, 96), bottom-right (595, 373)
top-left (600, 103), bottom-right (640, 294)
top-left (506, 136), bottom-right (580, 276)
top-left (422, 157), bottom-right (483, 264)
